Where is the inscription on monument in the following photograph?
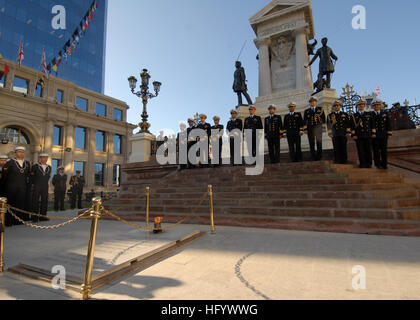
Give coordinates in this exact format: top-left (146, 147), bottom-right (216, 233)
top-left (259, 19), bottom-right (306, 38)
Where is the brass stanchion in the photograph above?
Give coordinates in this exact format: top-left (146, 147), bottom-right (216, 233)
top-left (146, 187), bottom-right (151, 229)
top-left (208, 185), bottom-right (216, 235)
top-left (81, 197), bottom-right (102, 300)
top-left (0, 198), bottom-right (7, 273)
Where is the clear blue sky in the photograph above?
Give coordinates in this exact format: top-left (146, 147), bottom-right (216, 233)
top-left (104, 0), bottom-right (420, 136)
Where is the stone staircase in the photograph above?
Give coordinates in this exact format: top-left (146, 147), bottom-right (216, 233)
top-left (104, 161), bottom-right (420, 237)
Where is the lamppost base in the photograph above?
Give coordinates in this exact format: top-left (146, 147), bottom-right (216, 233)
top-left (129, 132), bottom-right (156, 163)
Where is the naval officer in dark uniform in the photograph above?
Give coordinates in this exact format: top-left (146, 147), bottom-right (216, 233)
top-left (372, 99), bottom-right (393, 169)
top-left (177, 122), bottom-right (188, 171)
top-left (2, 146), bottom-right (32, 226)
top-left (197, 114), bottom-right (212, 168)
top-left (70, 170), bottom-right (85, 209)
top-left (0, 155), bottom-right (8, 197)
top-left (264, 105), bottom-right (283, 164)
top-left (244, 106), bottom-right (263, 158)
top-left (327, 100), bottom-right (351, 164)
top-left (227, 110), bottom-right (243, 166)
top-left (31, 153), bottom-right (51, 222)
top-left (351, 99), bottom-right (376, 168)
top-left (304, 96), bottom-right (326, 161)
top-left (211, 116), bottom-right (224, 167)
top-left (283, 102), bottom-right (304, 162)
top-left (186, 118), bottom-right (197, 169)
top-left (52, 166), bottom-right (67, 211)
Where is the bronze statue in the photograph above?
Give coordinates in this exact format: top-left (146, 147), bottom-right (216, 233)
top-left (306, 38), bottom-right (338, 93)
top-left (233, 61), bottom-right (253, 106)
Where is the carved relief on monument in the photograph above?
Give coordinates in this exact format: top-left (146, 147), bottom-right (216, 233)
top-left (269, 34), bottom-right (296, 94)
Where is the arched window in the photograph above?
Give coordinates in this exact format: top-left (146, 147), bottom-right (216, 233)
top-left (0, 127), bottom-right (31, 145)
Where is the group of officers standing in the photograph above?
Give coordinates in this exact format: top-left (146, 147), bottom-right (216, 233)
top-left (0, 147), bottom-right (86, 227)
top-left (179, 95), bottom-right (392, 170)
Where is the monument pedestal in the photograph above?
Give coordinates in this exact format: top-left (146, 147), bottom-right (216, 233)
top-left (129, 132), bottom-right (156, 163)
top-left (244, 0), bottom-right (340, 152)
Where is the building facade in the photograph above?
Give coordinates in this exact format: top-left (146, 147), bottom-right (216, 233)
top-left (0, 59), bottom-right (136, 195)
top-left (0, 0), bottom-right (107, 93)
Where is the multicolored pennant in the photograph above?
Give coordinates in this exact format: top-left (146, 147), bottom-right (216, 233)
top-left (40, 47), bottom-right (48, 78)
top-left (40, 0), bottom-right (100, 81)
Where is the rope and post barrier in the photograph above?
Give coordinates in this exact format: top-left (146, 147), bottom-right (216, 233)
top-left (146, 187), bottom-right (151, 229)
top-left (81, 197), bottom-right (102, 300)
top-left (0, 186), bottom-right (216, 298)
top-left (208, 185), bottom-right (216, 235)
top-left (0, 198), bottom-right (6, 273)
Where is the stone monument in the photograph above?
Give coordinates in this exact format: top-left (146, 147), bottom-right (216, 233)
top-left (237, 0), bottom-right (338, 151)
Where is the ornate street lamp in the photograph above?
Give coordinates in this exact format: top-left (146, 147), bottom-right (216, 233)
top-left (128, 69), bottom-right (162, 134)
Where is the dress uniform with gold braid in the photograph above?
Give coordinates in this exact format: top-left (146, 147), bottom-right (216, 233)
top-left (177, 124), bottom-right (188, 171)
top-left (186, 119), bottom-right (198, 169)
top-left (52, 167), bottom-right (67, 211)
top-left (244, 106), bottom-right (263, 158)
top-left (2, 147), bottom-right (32, 226)
top-left (283, 103), bottom-right (304, 162)
top-left (227, 110), bottom-right (243, 166)
top-left (30, 155), bottom-right (51, 222)
top-left (211, 117), bottom-right (224, 167)
top-left (264, 105), bottom-right (283, 164)
top-left (351, 100), bottom-right (376, 168)
top-left (327, 100), bottom-right (351, 164)
top-left (70, 173), bottom-right (85, 209)
top-left (0, 155), bottom-right (8, 197)
top-left (372, 100), bottom-right (393, 169)
top-left (304, 97), bottom-right (326, 161)
top-left (197, 115), bottom-right (212, 168)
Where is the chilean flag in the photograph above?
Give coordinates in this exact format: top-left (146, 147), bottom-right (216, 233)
top-left (17, 40), bottom-right (24, 68)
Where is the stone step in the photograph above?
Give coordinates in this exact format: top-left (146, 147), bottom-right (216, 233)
top-left (101, 212), bottom-right (420, 237)
top-left (166, 173), bottom-right (344, 182)
top-left (115, 158), bottom-right (420, 237)
top-left (121, 183), bottom-right (416, 195)
top-left (110, 189), bottom-right (420, 203)
top-left (122, 173), bottom-right (406, 189)
top-left (107, 197), bottom-right (420, 210)
top-left (108, 205), bottom-right (420, 221)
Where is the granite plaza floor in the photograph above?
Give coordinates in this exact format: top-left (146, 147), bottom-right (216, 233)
top-left (1, 210), bottom-right (419, 300)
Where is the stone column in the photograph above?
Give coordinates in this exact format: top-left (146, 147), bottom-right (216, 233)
top-left (295, 28), bottom-right (313, 91)
top-left (43, 120), bottom-right (55, 156)
top-left (123, 129), bottom-right (129, 163)
top-left (4, 68), bottom-right (14, 91)
top-left (32, 145), bottom-right (42, 163)
top-left (63, 123), bottom-right (75, 178)
top-left (256, 38), bottom-right (272, 97)
top-left (28, 78), bottom-right (36, 96)
top-left (106, 132), bottom-right (114, 188)
top-left (86, 128), bottom-right (96, 189)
